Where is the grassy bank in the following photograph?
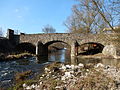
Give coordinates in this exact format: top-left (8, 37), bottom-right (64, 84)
top-left (0, 52), bottom-right (35, 61)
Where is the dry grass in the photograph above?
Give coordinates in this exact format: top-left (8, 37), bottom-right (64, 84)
top-left (1, 52), bottom-right (35, 61)
top-left (10, 62), bottom-right (119, 90)
top-left (67, 68), bottom-right (115, 90)
top-left (15, 70), bottom-right (32, 82)
top-left (8, 70), bottom-right (36, 90)
top-left (35, 63), bottom-right (116, 90)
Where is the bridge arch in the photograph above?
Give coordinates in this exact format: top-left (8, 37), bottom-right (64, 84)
top-left (78, 42), bottom-right (104, 55)
top-left (44, 40), bottom-right (71, 52)
top-left (36, 40), bottom-right (70, 54)
top-left (36, 40), bottom-right (77, 60)
top-left (44, 40), bottom-right (70, 47)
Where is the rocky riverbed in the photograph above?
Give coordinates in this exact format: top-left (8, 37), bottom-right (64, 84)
top-left (12, 62), bottom-right (120, 90)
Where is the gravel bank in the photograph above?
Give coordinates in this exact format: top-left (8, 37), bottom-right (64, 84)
top-left (20, 62), bottom-right (120, 90)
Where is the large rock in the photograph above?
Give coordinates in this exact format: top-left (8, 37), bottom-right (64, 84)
top-left (102, 45), bottom-right (117, 58)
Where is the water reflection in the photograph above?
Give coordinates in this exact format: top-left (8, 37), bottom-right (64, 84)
top-left (71, 58), bottom-right (102, 65)
top-left (36, 49), bottom-right (120, 67)
top-left (16, 59), bottom-right (30, 65)
top-left (36, 56), bottom-right (48, 63)
top-left (36, 49), bottom-right (71, 63)
top-left (48, 49), bottom-right (70, 63)
top-left (101, 59), bottom-right (120, 67)
top-left (70, 56), bottom-right (120, 67)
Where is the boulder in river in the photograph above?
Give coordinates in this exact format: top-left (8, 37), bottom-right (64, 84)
top-left (102, 45), bottom-right (119, 58)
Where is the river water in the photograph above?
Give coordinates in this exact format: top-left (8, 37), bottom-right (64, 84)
top-left (0, 49), bottom-right (120, 88)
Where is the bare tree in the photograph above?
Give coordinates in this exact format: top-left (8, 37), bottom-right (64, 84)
top-left (65, 0), bottom-right (119, 34)
top-left (91, 0), bottom-right (114, 30)
top-left (42, 24), bottom-right (56, 33)
top-left (0, 27), bottom-right (3, 37)
top-left (65, 0), bottom-right (109, 34)
top-left (108, 0), bottom-right (120, 25)
top-left (91, 0), bottom-right (120, 30)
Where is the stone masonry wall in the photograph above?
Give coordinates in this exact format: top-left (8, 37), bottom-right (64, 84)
top-left (19, 33), bottom-right (112, 46)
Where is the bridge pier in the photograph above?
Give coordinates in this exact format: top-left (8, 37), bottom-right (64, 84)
top-left (36, 42), bottom-right (48, 61)
top-left (71, 42), bottom-right (77, 57)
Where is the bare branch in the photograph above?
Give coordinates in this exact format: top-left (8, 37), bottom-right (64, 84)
top-left (91, 0), bottom-right (114, 30)
top-left (42, 24), bottom-right (56, 33)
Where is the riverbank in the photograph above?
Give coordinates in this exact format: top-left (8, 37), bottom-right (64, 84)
top-left (0, 52), bottom-right (115, 62)
top-left (78, 53), bottom-right (114, 59)
top-left (0, 53), bottom-right (35, 61)
top-left (10, 62), bottom-right (120, 90)
top-left (0, 46), bottom-right (64, 62)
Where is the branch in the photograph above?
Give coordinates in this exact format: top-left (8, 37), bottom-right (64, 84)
top-left (91, 0), bottom-right (114, 30)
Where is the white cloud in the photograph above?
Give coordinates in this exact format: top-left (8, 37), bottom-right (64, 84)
top-left (24, 6), bottom-right (29, 11)
top-left (14, 6), bottom-right (29, 20)
top-left (15, 8), bottom-right (20, 13)
top-left (17, 15), bottom-right (23, 18)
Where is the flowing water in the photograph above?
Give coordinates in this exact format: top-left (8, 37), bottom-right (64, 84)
top-left (0, 49), bottom-right (120, 88)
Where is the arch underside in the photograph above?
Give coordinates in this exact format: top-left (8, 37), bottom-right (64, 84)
top-left (19, 40), bottom-right (105, 56)
top-left (44, 40), bottom-right (70, 47)
top-left (78, 42), bottom-right (104, 55)
top-left (37, 40), bottom-right (70, 54)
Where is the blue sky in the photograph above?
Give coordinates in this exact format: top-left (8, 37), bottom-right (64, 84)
top-left (0, 0), bottom-right (76, 34)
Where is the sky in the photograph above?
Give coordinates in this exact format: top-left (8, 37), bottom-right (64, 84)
top-left (0, 0), bottom-right (76, 34)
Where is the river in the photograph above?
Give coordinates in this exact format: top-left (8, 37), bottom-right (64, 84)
top-left (0, 49), bottom-right (120, 88)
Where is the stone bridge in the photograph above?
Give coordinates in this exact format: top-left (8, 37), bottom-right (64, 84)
top-left (20, 33), bottom-right (113, 56)
top-left (7, 29), bottom-right (117, 59)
